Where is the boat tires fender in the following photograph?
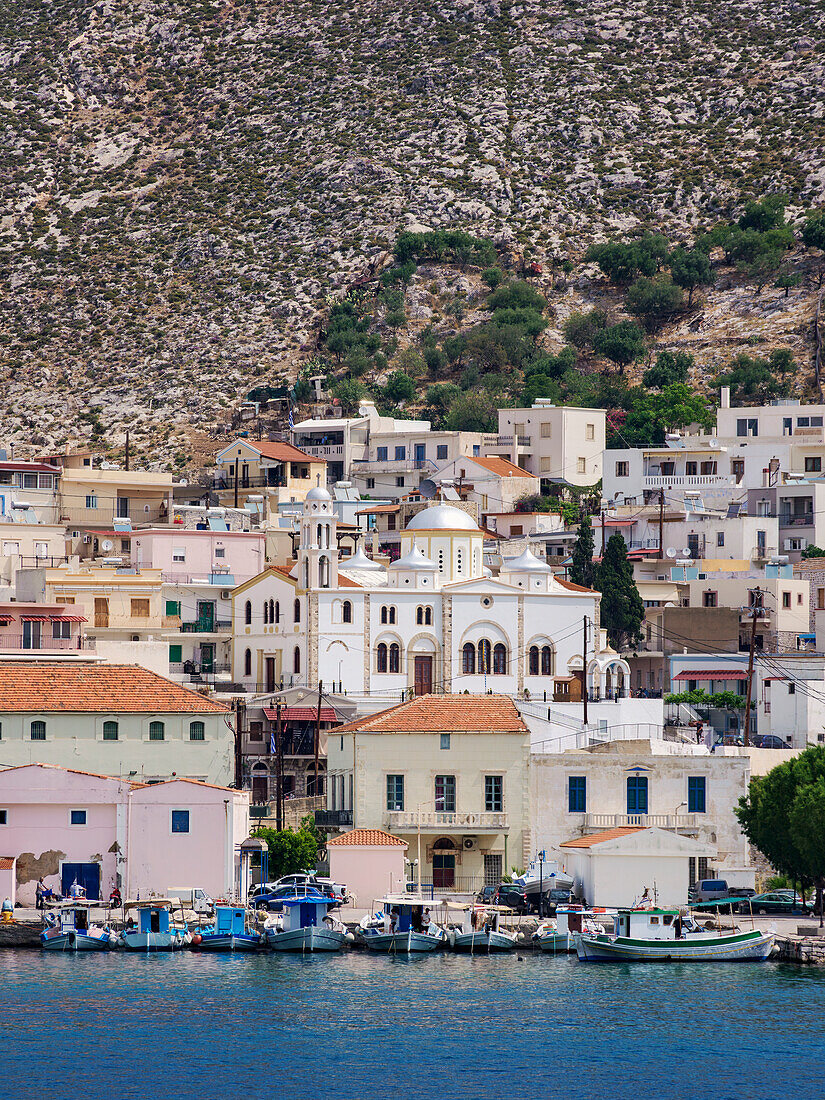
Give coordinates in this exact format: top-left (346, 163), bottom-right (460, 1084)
top-left (191, 933), bottom-right (202, 947)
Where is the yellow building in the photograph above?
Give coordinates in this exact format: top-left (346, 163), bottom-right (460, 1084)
top-left (213, 439), bottom-right (327, 510)
top-left (57, 467), bottom-right (175, 527)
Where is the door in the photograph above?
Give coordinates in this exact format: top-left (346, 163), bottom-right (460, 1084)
top-left (94, 598), bottom-right (109, 628)
top-left (414, 443), bottom-right (426, 465)
top-left (199, 643), bottom-right (215, 673)
top-left (22, 620), bottom-right (42, 650)
top-left (61, 862), bottom-right (101, 900)
top-left (116, 496), bottom-right (129, 519)
top-left (483, 854), bottom-right (502, 888)
top-left (251, 775), bottom-right (268, 805)
top-left (197, 601), bottom-right (215, 630)
top-left (433, 851), bottom-right (455, 889)
top-left (265, 657), bottom-right (276, 694)
top-left (414, 656), bottom-right (433, 696)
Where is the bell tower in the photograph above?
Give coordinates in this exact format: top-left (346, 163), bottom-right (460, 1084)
top-left (298, 480), bottom-right (338, 590)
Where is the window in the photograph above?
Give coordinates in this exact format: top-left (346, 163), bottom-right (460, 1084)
top-left (435, 775), bottom-right (456, 812)
top-left (703, 590), bottom-right (717, 608)
top-left (685, 461), bottom-right (697, 475)
top-left (263, 602), bottom-right (269, 625)
top-left (214, 547), bottom-right (225, 559)
top-left (437, 444), bottom-right (448, 460)
top-left (244, 648), bottom-right (252, 677)
top-left (293, 646), bottom-right (301, 674)
top-left (149, 721), bottom-right (165, 741)
top-left (30, 721), bottom-right (46, 741)
top-left (485, 775), bottom-right (503, 812)
top-left (294, 599), bottom-right (301, 623)
top-left (798, 417), bottom-right (810, 427)
top-left (131, 599), bottom-right (150, 618)
top-left (688, 776), bottom-right (706, 814)
top-left (782, 591), bottom-right (791, 608)
top-left (2, 541), bottom-right (19, 556)
top-left (103, 721), bottom-right (118, 741)
top-left (416, 606), bottom-right (424, 625)
top-left (568, 776), bottom-right (586, 813)
top-left (627, 775), bottom-right (648, 815)
top-left (38, 473), bottom-right (53, 489)
top-left (437, 549), bottom-right (445, 573)
top-left (366, 478), bottom-right (375, 490)
top-left (274, 601), bottom-right (280, 623)
top-left (541, 646), bottom-right (554, 676)
top-left (52, 620), bottom-right (71, 640)
top-left (171, 810), bottom-right (190, 834)
top-left (805, 456), bottom-right (822, 473)
top-left (0, 811), bottom-right (6, 824)
top-left (615, 461), bottom-right (629, 477)
top-left (456, 548), bottom-right (463, 574)
top-left (70, 810), bottom-right (86, 826)
top-left (577, 458), bottom-right (586, 475)
top-left (586, 423), bottom-right (595, 441)
top-left (249, 721), bottom-right (263, 742)
top-left (462, 643), bottom-right (476, 674)
top-left (386, 774), bottom-right (404, 811)
top-left (789, 683), bottom-right (796, 695)
top-left (172, 547), bottom-right (186, 562)
top-left (732, 459), bottom-right (745, 480)
top-left (424, 607), bottom-right (432, 625)
top-left (395, 446), bottom-right (406, 461)
top-left (528, 645), bottom-right (539, 676)
top-left (377, 643), bottom-right (388, 673)
top-left (244, 600), bottom-right (252, 626)
top-left (813, 417), bottom-right (824, 428)
top-left (493, 643), bottom-right (507, 675)
top-left (716, 532), bottom-right (725, 547)
top-left (395, 476), bottom-right (405, 488)
top-left (798, 593), bottom-right (803, 605)
top-left (342, 600), bottom-right (352, 624)
top-left (386, 514), bottom-right (396, 530)
top-left (700, 461), bottom-right (717, 475)
top-left (541, 422), bottom-right (552, 438)
top-left (389, 643), bottom-right (400, 674)
top-left (736, 418), bottom-right (758, 437)
top-left (478, 639), bottom-right (491, 675)
top-left (85, 494), bottom-right (97, 509)
top-left (440, 733), bottom-right (451, 750)
top-left (165, 600), bottom-right (181, 617)
top-left (23, 473), bottom-right (38, 489)
top-left (376, 446), bottom-right (388, 461)
top-left (189, 721), bottom-right (205, 741)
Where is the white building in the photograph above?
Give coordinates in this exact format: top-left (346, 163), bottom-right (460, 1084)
top-left (432, 455), bottom-right (539, 517)
top-left (483, 400), bottom-right (606, 489)
top-left (231, 489), bottom-right (622, 703)
top-left (350, 428), bottom-right (484, 501)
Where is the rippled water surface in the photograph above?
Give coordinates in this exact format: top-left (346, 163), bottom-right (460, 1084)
top-left (0, 951), bottom-right (822, 1099)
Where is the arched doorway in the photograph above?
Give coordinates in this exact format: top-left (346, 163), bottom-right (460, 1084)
top-left (432, 837), bottom-right (456, 889)
top-left (251, 762), bottom-right (269, 805)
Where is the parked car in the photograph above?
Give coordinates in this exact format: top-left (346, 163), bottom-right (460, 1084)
top-left (751, 734), bottom-right (788, 749)
top-left (249, 884), bottom-right (325, 911)
top-left (493, 883), bottom-right (530, 914)
top-left (275, 874), bottom-right (347, 901)
top-left (543, 888), bottom-right (573, 915)
top-left (737, 891), bottom-right (812, 916)
top-left (690, 879), bottom-right (730, 903)
top-left (475, 885), bottom-right (497, 905)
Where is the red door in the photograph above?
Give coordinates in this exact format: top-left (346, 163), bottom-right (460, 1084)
top-left (414, 656), bottom-right (433, 696)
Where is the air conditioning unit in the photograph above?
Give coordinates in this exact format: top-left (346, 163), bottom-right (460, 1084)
top-left (220, 590), bottom-right (231, 601)
top-left (698, 572), bottom-right (707, 580)
top-left (462, 836), bottom-right (478, 852)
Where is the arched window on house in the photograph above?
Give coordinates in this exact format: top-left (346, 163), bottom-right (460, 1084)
top-left (294, 598), bottom-right (301, 623)
top-left (388, 606), bottom-right (396, 625)
top-left (269, 598), bottom-right (275, 623)
top-left (541, 645), bottom-right (554, 676)
top-left (274, 601), bottom-right (280, 624)
top-left (244, 600), bottom-right (252, 626)
top-left (244, 648), bottom-right (252, 677)
top-left (189, 721), bottom-right (205, 741)
top-left (381, 606), bottom-right (388, 625)
top-left (343, 600), bottom-right (352, 624)
top-left (424, 607), bottom-right (432, 625)
top-left (462, 643), bottom-right (476, 674)
top-left (102, 720), bottom-right (118, 741)
top-left (493, 643), bottom-right (507, 675)
top-left (149, 721), bottom-right (165, 741)
top-left (416, 606), bottom-right (424, 625)
top-left (263, 601), bottom-right (269, 625)
top-left (528, 645), bottom-right (540, 676)
top-left (478, 639), bottom-right (492, 675)
top-left (293, 646), bottom-right (301, 674)
top-left (389, 643), bottom-right (401, 674)
top-left (377, 643), bottom-right (388, 673)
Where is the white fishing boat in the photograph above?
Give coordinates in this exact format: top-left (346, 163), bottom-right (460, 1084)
top-left (447, 903), bottom-right (518, 953)
top-left (265, 894), bottom-right (349, 953)
top-left (121, 900), bottom-right (186, 951)
top-left (40, 901), bottom-right (117, 952)
top-left (359, 895), bottom-right (447, 953)
top-left (512, 857), bottom-right (573, 899)
top-left (576, 907), bottom-right (775, 962)
top-left (533, 905), bottom-right (612, 953)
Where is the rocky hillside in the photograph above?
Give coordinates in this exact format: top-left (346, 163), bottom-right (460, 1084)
top-left (1, 0), bottom-right (824, 465)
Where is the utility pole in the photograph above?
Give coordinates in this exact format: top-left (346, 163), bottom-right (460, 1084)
top-left (744, 586), bottom-right (761, 747)
top-left (275, 701), bottom-right (284, 831)
top-left (658, 488), bottom-right (665, 557)
top-left (600, 509), bottom-right (605, 556)
top-left (314, 679), bottom-right (323, 798)
top-left (583, 616), bottom-right (589, 727)
top-left (233, 698), bottom-right (245, 791)
top-left (124, 430), bottom-right (130, 472)
top-left (234, 457), bottom-right (239, 510)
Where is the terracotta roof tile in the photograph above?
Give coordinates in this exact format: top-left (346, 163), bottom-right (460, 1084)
top-left (560, 827), bottom-right (646, 849)
top-left (556, 578), bottom-right (599, 594)
top-left (248, 441), bottom-right (320, 464)
top-left (0, 762), bottom-right (145, 786)
top-left (333, 694), bottom-right (527, 734)
top-left (0, 663), bottom-right (229, 714)
top-left (327, 828), bottom-right (407, 847)
top-left (0, 857), bottom-right (15, 870)
top-left (473, 456), bottom-right (535, 478)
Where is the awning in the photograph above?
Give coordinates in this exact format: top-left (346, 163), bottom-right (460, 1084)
top-left (264, 706), bottom-right (339, 722)
top-left (20, 614), bottom-right (52, 622)
top-left (50, 614), bottom-right (88, 623)
top-left (0, 615), bottom-right (14, 624)
top-left (763, 676), bottom-right (788, 682)
top-left (798, 633), bottom-right (816, 642)
top-left (673, 670), bottom-right (747, 682)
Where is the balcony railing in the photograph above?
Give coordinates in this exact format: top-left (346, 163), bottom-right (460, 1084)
top-left (315, 809), bottom-right (353, 828)
top-left (644, 474), bottom-right (736, 488)
top-left (587, 690), bottom-right (629, 702)
top-left (295, 444), bottom-right (345, 458)
top-left (179, 619), bottom-right (232, 633)
top-left (779, 514), bottom-right (814, 527)
top-left (212, 474), bottom-right (287, 490)
top-left (408, 877), bottom-right (482, 896)
top-left (750, 546), bottom-right (778, 560)
top-left (0, 634), bottom-right (94, 652)
top-left (352, 459), bottom-right (417, 474)
top-left (385, 810), bottom-right (508, 831)
top-left (583, 813), bottom-right (699, 830)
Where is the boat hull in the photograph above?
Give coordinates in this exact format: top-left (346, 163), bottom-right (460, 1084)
top-left (362, 930), bottom-right (442, 953)
top-left (576, 930), bottom-right (775, 963)
top-left (40, 930), bottom-right (114, 952)
top-left (195, 933), bottom-right (261, 952)
top-left (267, 926), bottom-right (346, 953)
top-left (536, 932), bottom-right (577, 953)
top-left (122, 931), bottom-right (182, 952)
top-left (452, 931), bottom-right (516, 953)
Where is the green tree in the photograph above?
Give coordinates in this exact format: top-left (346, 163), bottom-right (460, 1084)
top-left (585, 241), bottom-right (657, 284)
top-left (562, 309), bottom-right (608, 351)
top-left (486, 280), bottom-right (546, 313)
top-left (444, 392), bottom-right (497, 432)
top-left (802, 545), bottom-right (825, 559)
top-left (625, 276), bottom-right (684, 332)
top-left (592, 321), bottom-right (646, 374)
top-left (802, 211), bottom-right (825, 286)
top-left (774, 269), bottom-right (801, 297)
top-left (331, 378), bottom-right (367, 414)
top-left (669, 247), bottom-right (714, 306)
top-left (595, 532), bottom-right (645, 650)
top-left (643, 350), bottom-right (693, 389)
top-left (396, 346), bottom-right (426, 377)
top-left (253, 823), bottom-right (320, 880)
top-left (383, 370), bottom-right (415, 404)
top-left (738, 193), bottom-right (789, 232)
top-left (570, 514), bottom-right (596, 589)
top-left (716, 351), bottom-right (793, 404)
top-left (481, 266), bottom-right (504, 289)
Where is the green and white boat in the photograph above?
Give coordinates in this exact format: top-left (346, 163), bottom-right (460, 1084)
top-left (576, 907), bottom-right (775, 963)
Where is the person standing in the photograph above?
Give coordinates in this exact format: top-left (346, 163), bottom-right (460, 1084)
top-left (35, 878), bottom-right (45, 911)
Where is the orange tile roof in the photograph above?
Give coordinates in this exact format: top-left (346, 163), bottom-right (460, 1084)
top-left (0, 664), bottom-right (229, 714)
top-left (337, 574), bottom-right (363, 588)
top-left (249, 441), bottom-right (321, 464)
top-left (333, 694), bottom-right (527, 735)
top-left (0, 857), bottom-right (15, 870)
top-left (556, 578), bottom-right (599, 594)
top-left (327, 828), bottom-right (407, 848)
top-left (560, 827), bottom-right (646, 849)
top-left (355, 505), bottom-right (400, 515)
top-left (473, 456), bottom-right (535, 478)
top-left (0, 762), bottom-right (145, 786)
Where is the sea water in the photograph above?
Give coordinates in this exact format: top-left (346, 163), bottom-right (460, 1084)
top-left (0, 951), bottom-right (822, 1099)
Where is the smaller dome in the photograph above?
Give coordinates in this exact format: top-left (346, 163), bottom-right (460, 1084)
top-left (340, 546), bottom-right (385, 571)
top-left (306, 485), bottom-right (332, 502)
top-left (389, 544), bottom-right (438, 571)
top-left (405, 503), bottom-right (479, 532)
top-left (502, 547), bottom-right (553, 573)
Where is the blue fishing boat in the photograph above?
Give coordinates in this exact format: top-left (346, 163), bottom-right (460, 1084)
top-left (121, 900), bottom-right (186, 951)
top-left (266, 894), bottom-right (349, 953)
top-left (193, 905), bottom-right (261, 952)
top-left (40, 902), bottom-right (117, 952)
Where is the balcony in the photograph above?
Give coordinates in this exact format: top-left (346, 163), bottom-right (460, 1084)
top-left (739, 608), bottom-right (770, 622)
top-left (315, 809), bottom-right (353, 828)
top-left (0, 634), bottom-right (95, 652)
top-left (212, 474), bottom-right (287, 490)
top-left (779, 514), bottom-right (814, 528)
top-left (644, 474), bottom-right (736, 489)
top-left (294, 443), bottom-right (345, 458)
top-left (352, 459), bottom-right (417, 475)
top-left (583, 813), bottom-right (699, 831)
top-left (384, 810), bottom-right (508, 832)
top-left (179, 619), bottom-right (232, 633)
top-left (750, 545), bottom-right (778, 560)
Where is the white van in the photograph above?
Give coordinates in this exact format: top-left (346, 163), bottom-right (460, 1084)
top-left (167, 887), bottom-right (214, 915)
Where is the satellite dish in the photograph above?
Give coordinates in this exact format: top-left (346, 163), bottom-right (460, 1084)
top-left (681, 548), bottom-right (691, 557)
top-left (419, 479), bottom-right (437, 499)
top-left (101, 539), bottom-right (114, 552)
top-left (665, 547), bottom-right (678, 559)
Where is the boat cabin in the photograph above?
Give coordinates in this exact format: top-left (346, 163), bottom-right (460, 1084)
top-left (133, 903), bottom-right (172, 936)
top-left (613, 908), bottom-right (683, 941)
top-left (215, 906), bottom-right (247, 936)
top-left (280, 897), bottom-right (335, 932)
top-left (556, 906), bottom-right (591, 935)
top-left (377, 895), bottom-right (440, 933)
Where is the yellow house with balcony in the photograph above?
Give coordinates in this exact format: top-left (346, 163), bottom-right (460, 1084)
top-left (54, 466), bottom-right (175, 527)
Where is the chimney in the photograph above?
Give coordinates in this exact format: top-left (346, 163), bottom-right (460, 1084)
top-left (720, 386), bottom-right (730, 409)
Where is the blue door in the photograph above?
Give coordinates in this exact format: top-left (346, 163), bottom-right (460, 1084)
top-left (414, 444), bottom-right (426, 464)
top-left (627, 776), bottom-right (648, 816)
top-left (61, 862), bottom-right (101, 900)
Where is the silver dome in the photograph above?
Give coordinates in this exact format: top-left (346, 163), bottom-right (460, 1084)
top-left (306, 485), bottom-right (332, 502)
top-left (502, 546), bottom-right (553, 572)
top-left (389, 544), bottom-right (438, 571)
top-left (340, 546), bottom-right (385, 571)
top-left (405, 504), bottom-right (479, 532)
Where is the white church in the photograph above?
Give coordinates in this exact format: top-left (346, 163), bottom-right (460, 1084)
top-left (231, 486), bottom-right (630, 702)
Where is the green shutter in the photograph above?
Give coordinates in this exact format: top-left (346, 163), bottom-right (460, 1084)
top-left (166, 600), bottom-right (181, 616)
top-left (169, 644), bottom-right (182, 663)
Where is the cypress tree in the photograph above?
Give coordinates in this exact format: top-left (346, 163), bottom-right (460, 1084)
top-left (570, 514), bottom-right (596, 589)
top-left (596, 532), bottom-right (645, 650)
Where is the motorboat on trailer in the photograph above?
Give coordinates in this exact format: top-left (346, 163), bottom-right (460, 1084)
top-left (447, 903), bottom-right (518, 953)
top-left (121, 900), bottom-right (186, 951)
top-left (265, 893), bottom-right (350, 953)
top-left (576, 907), bottom-right (776, 962)
top-left (192, 905), bottom-right (262, 952)
top-left (358, 896), bottom-right (447, 953)
top-left (533, 905), bottom-right (612, 952)
top-left (512, 857), bottom-right (573, 900)
top-left (40, 901), bottom-right (117, 952)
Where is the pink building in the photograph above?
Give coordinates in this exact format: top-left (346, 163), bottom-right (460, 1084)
top-left (0, 764), bottom-right (249, 905)
top-left (132, 527), bottom-right (266, 586)
top-left (327, 828), bottom-right (408, 909)
top-left (0, 601), bottom-right (91, 657)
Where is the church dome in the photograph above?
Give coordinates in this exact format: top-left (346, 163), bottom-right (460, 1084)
top-left (502, 546), bottom-right (553, 573)
top-left (389, 544), bottom-right (438, 571)
top-left (340, 546), bottom-right (384, 571)
top-left (405, 504), bottom-right (479, 532)
top-left (306, 484), bottom-right (332, 502)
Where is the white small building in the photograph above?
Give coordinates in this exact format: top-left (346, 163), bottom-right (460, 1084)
top-left (432, 455), bottom-right (539, 516)
top-left (484, 401), bottom-right (606, 488)
top-left (327, 828), bottom-right (409, 908)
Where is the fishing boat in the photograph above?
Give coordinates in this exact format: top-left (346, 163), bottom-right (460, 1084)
top-left (512, 857), bottom-right (573, 900)
top-left (192, 905), bottom-right (262, 952)
top-left (358, 895), bottom-right (447, 953)
top-left (533, 905), bottom-right (611, 953)
top-left (40, 901), bottom-right (117, 952)
top-left (265, 894), bottom-right (349, 953)
top-left (447, 903), bottom-right (518, 953)
top-left (576, 907), bottom-right (775, 962)
top-left (121, 900), bottom-right (186, 951)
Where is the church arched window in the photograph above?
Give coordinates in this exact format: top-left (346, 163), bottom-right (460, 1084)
top-left (377, 643), bottom-right (388, 673)
top-left (343, 600), bottom-right (352, 624)
top-left (541, 645), bottom-right (554, 676)
top-left (389, 643), bottom-right (401, 674)
top-left (462, 643), bottom-right (476, 674)
top-left (294, 598), bottom-right (301, 623)
top-left (493, 643), bottom-right (507, 675)
top-left (528, 645), bottom-right (539, 676)
top-left (478, 639), bottom-right (491, 675)
top-left (244, 600), bottom-right (252, 626)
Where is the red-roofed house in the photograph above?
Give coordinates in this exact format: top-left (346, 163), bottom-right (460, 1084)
top-left (433, 454), bottom-right (539, 516)
top-left (214, 438), bottom-right (327, 509)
